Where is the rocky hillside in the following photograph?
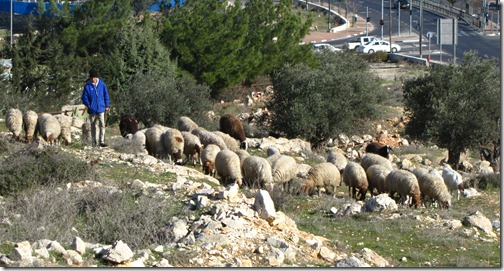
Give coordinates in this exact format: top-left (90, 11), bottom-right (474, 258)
top-left (0, 63), bottom-right (499, 267)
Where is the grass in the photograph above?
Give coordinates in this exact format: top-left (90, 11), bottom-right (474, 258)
top-left (279, 187), bottom-right (501, 267)
top-left (293, 2), bottom-right (345, 31)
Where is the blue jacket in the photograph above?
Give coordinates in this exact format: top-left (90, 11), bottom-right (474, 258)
top-left (82, 78), bottom-right (110, 115)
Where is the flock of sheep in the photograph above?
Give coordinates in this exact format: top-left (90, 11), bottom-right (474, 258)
top-left (5, 108), bottom-right (72, 145)
top-left (5, 108), bottom-right (466, 209)
top-left (118, 114), bottom-right (465, 209)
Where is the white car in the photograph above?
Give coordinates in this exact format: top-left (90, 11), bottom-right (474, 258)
top-left (312, 43), bottom-right (342, 53)
top-left (359, 40), bottom-right (401, 54)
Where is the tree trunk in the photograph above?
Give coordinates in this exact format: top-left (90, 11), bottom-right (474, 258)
top-left (447, 148), bottom-right (461, 169)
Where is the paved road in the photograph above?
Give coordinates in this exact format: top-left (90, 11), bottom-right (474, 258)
top-left (302, 0), bottom-right (500, 63)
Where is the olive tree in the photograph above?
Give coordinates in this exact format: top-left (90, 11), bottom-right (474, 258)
top-left (268, 51), bottom-right (385, 146)
top-left (403, 51), bottom-right (500, 167)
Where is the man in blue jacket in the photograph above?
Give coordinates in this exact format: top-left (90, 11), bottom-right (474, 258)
top-left (82, 69), bottom-right (110, 147)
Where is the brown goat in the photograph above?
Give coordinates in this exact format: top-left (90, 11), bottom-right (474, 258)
top-left (219, 114), bottom-right (247, 149)
top-left (119, 114), bottom-right (139, 138)
top-left (365, 142), bottom-right (392, 159)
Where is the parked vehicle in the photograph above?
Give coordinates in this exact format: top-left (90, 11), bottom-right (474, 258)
top-left (394, 0), bottom-right (410, 9)
top-left (312, 43), bottom-right (342, 53)
top-left (345, 36), bottom-right (378, 51)
top-left (359, 40), bottom-right (401, 54)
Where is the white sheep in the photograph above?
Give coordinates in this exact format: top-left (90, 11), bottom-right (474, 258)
top-left (411, 167), bottom-right (429, 180)
top-left (161, 127), bottom-right (185, 165)
top-left (271, 155), bottom-right (298, 188)
top-left (301, 162), bottom-right (341, 197)
top-left (22, 110), bottom-right (38, 143)
top-left (201, 144), bottom-right (221, 177)
top-left (181, 131), bottom-right (203, 166)
top-left (384, 169), bottom-right (421, 208)
top-left (36, 113), bottom-right (61, 145)
top-left (235, 149), bottom-right (250, 168)
top-left (213, 130), bottom-right (240, 151)
top-left (215, 149), bottom-right (243, 186)
top-left (130, 130), bottom-right (148, 154)
top-left (441, 164), bottom-right (465, 201)
top-left (267, 146), bottom-right (281, 156)
top-left (241, 155), bottom-right (273, 190)
top-left (81, 121), bottom-right (92, 146)
top-left (360, 153), bottom-right (393, 171)
top-left (191, 127), bottom-right (228, 150)
top-left (366, 164), bottom-right (391, 196)
top-left (177, 116), bottom-right (199, 132)
top-left (266, 146), bottom-right (282, 165)
top-left (6, 108), bottom-right (23, 141)
top-left (418, 168), bottom-right (451, 209)
top-left (326, 150), bottom-right (348, 175)
top-left (55, 114), bottom-right (73, 145)
top-left (342, 162), bottom-right (368, 200)
top-left (145, 124), bottom-right (169, 159)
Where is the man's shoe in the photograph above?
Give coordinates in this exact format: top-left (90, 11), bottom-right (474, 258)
top-left (99, 143), bottom-right (108, 147)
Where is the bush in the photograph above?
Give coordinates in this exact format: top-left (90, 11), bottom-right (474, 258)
top-left (0, 184), bottom-right (192, 250)
top-left (468, 173), bottom-right (500, 190)
top-left (115, 72), bottom-right (213, 128)
top-left (359, 51), bottom-right (389, 63)
top-left (268, 51), bottom-right (385, 146)
top-left (0, 145), bottom-right (97, 196)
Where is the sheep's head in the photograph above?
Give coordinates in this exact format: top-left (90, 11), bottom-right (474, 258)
top-left (203, 161), bottom-right (214, 175)
top-left (441, 200), bottom-right (451, 209)
top-left (174, 150), bottom-right (183, 165)
top-left (458, 182), bottom-right (465, 192)
top-left (300, 179), bottom-right (314, 195)
top-left (240, 141), bottom-right (248, 150)
top-left (410, 193), bottom-right (422, 208)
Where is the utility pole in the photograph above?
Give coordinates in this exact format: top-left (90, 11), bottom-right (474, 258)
top-left (398, 4), bottom-right (401, 36)
top-left (381, 0), bottom-right (384, 40)
top-left (409, 2), bottom-right (412, 35)
top-left (366, 7), bottom-right (369, 36)
top-left (389, 0), bottom-right (392, 52)
top-left (419, 0), bottom-right (424, 58)
top-left (10, 0), bottom-right (12, 47)
top-left (328, 0), bottom-right (331, 32)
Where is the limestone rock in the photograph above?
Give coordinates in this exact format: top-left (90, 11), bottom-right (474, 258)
top-left (462, 211), bottom-right (495, 237)
top-left (254, 190), bottom-right (276, 223)
top-left (71, 236), bottom-right (86, 255)
top-left (102, 240), bottom-right (134, 264)
top-left (9, 241), bottom-right (32, 261)
top-left (364, 194), bottom-right (398, 212)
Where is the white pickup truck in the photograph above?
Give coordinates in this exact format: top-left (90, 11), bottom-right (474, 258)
top-left (346, 36), bottom-right (378, 51)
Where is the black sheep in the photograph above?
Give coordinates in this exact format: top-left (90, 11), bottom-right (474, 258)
top-left (219, 114), bottom-right (247, 150)
top-left (119, 114), bottom-right (139, 138)
top-left (365, 142), bottom-right (392, 159)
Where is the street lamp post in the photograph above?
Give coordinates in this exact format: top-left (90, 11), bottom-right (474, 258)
top-left (419, 0), bottom-right (424, 58)
top-left (10, 0), bottom-right (13, 47)
top-left (397, 3), bottom-right (401, 36)
top-left (328, 0), bottom-right (331, 32)
top-left (409, 2), bottom-right (412, 34)
top-left (389, 0), bottom-right (392, 53)
top-left (381, 0), bottom-right (384, 40)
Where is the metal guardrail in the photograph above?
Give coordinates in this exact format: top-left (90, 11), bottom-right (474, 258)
top-left (410, 0), bottom-right (499, 32)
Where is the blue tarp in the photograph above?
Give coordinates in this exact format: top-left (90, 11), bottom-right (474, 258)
top-left (0, 1), bottom-right (182, 15)
top-left (0, 1), bottom-right (78, 16)
top-left (148, 0), bottom-right (184, 12)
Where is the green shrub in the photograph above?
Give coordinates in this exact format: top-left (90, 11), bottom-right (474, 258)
top-left (0, 145), bottom-right (97, 196)
top-left (359, 51), bottom-right (389, 62)
top-left (468, 173), bottom-right (501, 190)
top-left (0, 184), bottom-right (192, 250)
top-left (115, 72), bottom-right (213, 128)
top-left (269, 51), bottom-right (385, 146)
